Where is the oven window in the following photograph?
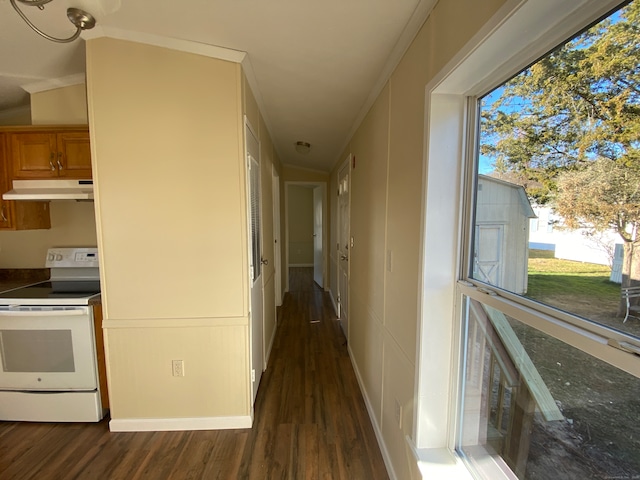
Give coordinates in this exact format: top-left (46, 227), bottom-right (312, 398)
top-left (0, 330), bottom-right (76, 372)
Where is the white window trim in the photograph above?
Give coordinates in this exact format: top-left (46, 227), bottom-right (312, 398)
top-left (413, 0), bottom-right (631, 477)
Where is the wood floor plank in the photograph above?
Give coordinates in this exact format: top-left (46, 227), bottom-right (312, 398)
top-left (0, 267), bottom-right (389, 480)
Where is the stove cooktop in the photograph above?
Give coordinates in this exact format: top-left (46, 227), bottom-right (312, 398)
top-left (0, 280), bottom-right (101, 306)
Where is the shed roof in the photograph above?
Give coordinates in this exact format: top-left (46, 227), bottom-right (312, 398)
top-left (478, 174), bottom-right (537, 218)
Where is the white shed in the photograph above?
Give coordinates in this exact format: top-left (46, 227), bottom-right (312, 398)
top-left (475, 175), bottom-right (536, 294)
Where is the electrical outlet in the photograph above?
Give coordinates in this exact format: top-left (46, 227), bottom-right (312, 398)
top-left (394, 399), bottom-right (403, 427)
top-left (172, 360), bottom-right (184, 377)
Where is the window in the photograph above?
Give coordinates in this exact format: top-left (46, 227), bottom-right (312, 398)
top-left (458, 1), bottom-right (640, 478)
top-left (473, 0), bottom-right (640, 338)
top-left (413, 0), bottom-right (639, 479)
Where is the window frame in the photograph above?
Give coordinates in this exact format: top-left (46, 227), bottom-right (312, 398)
top-left (412, 0), bottom-right (637, 477)
top-left (463, 90), bottom-right (640, 375)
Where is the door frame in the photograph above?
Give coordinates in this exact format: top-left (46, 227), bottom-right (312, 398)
top-left (272, 167), bottom-right (282, 307)
top-left (336, 155), bottom-right (351, 337)
top-left (245, 117), bottom-right (263, 405)
top-left (284, 181), bottom-right (327, 293)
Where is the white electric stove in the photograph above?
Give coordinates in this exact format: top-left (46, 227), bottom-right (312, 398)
top-left (0, 247), bottom-right (107, 422)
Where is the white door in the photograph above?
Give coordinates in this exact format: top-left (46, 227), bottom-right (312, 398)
top-left (246, 124), bottom-right (263, 404)
top-left (337, 161), bottom-right (350, 338)
top-left (474, 224), bottom-right (504, 288)
top-left (313, 186), bottom-right (323, 287)
top-left (273, 168), bottom-right (282, 306)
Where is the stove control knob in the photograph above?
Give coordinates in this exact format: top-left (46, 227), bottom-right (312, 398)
top-left (47, 253), bottom-right (55, 262)
top-left (55, 254), bottom-right (63, 261)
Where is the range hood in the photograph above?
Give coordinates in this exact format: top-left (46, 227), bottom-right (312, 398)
top-left (3, 179), bottom-right (94, 201)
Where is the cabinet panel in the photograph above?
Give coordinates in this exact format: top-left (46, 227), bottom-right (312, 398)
top-left (57, 131), bottom-right (92, 178)
top-left (0, 133), bottom-right (51, 231)
top-left (10, 133), bottom-right (58, 179)
top-left (10, 129), bottom-right (92, 180)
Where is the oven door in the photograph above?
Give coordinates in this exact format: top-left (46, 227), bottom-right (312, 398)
top-left (0, 306), bottom-right (97, 391)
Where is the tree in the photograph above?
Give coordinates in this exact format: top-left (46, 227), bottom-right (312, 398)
top-left (480, 0), bottom-right (640, 294)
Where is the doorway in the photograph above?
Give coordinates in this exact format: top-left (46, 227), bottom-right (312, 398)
top-left (284, 182), bottom-right (327, 293)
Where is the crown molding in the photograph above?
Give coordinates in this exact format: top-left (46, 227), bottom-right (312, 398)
top-left (83, 26), bottom-right (247, 64)
top-left (21, 73), bottom-right (86, 94)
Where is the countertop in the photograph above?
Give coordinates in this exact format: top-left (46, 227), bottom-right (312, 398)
top-left (0, 269), bottom-right (49, 292)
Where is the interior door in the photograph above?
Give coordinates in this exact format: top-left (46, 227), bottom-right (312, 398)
top-left (246, 124), bottom-right (263, 404)
top-left (273, 168), bottom-right (282, 306)
top-left (337, 161), bottom-right (350, 338)
top-left (313, 186), bottom-right (323, 287)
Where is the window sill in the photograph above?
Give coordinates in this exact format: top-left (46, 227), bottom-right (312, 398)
top-left (406, 438), bottom-right (475, 480)
top-left (407, 437), bottom-right (520, 480)
top-left (416, 449), bottom-right (474, 479)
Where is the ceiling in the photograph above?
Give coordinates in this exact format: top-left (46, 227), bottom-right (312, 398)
top-left (0, 0), bottom-right (436, 172)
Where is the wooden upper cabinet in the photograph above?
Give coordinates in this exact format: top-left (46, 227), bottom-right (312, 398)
top-left (0, 133), bottom-right (51, 231)
top-left (10, 127), bottom-right (92, 179)
top-left (56, 131), bottom-right (92, 178)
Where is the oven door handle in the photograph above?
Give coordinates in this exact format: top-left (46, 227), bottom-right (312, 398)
top-left (0, 307), bottom-right (88, 316)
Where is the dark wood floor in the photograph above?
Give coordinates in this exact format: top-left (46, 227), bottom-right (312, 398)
top-left (0, 267), bottom-right (389, 480)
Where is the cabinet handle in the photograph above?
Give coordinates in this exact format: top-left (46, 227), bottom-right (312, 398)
top-left (49, 153), bottom-right (56, 171)
top-left (57, 152), bottom-right (63, 171)
top-left (0, 205), bottom-right (7, 222)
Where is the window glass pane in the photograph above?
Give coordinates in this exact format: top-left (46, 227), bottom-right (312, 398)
top-left (474, 0), bottom-right (640, 339)
top-left (458, 295), bottom-right (640, 479)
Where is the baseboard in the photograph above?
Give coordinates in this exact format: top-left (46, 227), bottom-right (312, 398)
top-left (347, 344), bottom-right (398, 480)
top-left (109, 415), bottom-right (253, 432)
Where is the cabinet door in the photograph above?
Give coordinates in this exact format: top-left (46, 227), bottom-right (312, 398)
top-left (0, 133), bottom-right (51, 231)
top-left (0, 134), bottom-right (13, 229)
top-left (10, 132), bottom-right (58, 179)
top-left (57, 131), bottom-right (92, 179)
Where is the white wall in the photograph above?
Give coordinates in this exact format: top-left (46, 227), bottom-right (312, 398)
top-left (31, 84), bottom-right (88, 125)
top-left (529, 205), bottom-right (619, 266)
top-left (330, 0), bottom-right (509, 477)
top-left (87, 38), bottom-right (251, 427)
top-left (288, 185), bottom-right (314, 265)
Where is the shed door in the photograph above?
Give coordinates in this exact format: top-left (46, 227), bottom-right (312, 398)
top-left (474, 224), bottom-right (504, 288)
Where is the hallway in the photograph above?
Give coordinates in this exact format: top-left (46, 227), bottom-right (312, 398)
top-left (0, 267), bottom-right (389, 479)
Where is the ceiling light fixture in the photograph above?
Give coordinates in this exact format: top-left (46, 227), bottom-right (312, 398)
top-left (10, 0), bottom-right (96, 43)
top-left (295, 141), bottom-right (311, 154)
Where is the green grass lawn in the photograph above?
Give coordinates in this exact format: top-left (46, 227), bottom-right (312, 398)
top-left (526, 249), bottom-right (618, 300)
